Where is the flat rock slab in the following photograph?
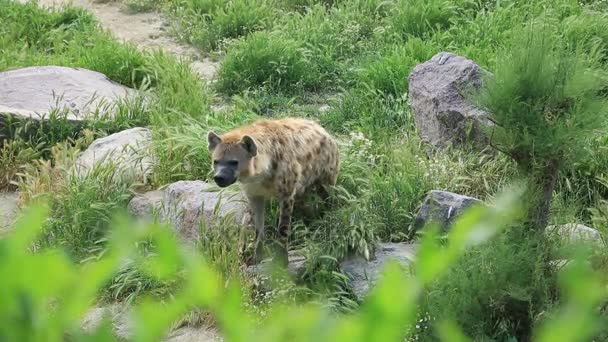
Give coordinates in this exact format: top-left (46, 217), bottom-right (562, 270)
top-left (341, 243), bottom-right (417, 301)
top-left (74, 127), bottom-right (154, 183)
top-left (81, 305), bottom-right (132, 340)
top-left (128, 181), bottom-right (248, 242)
top-left (0, 192), bottom-right (19, 232)
top-left (165, 326), bottom-right (222, 342)
top-left (245, 251), bottom-right (307, 293)
top-left (411, 190), bottom-right (483, 234)
top-left (409, 52), bottom-right (491, 148)
top-left (0, 66), bottom-right (136, 122)
top-left (82, 305), bottom-right (222, 341)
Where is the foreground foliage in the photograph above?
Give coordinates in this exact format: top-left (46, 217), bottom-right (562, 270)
top-left (2, 187), bottom-right (605, 341)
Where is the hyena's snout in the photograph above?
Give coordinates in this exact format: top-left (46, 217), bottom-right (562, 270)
top-left (213, 164), bottom-right (237, 187)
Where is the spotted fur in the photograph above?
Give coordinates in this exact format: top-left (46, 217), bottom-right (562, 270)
top-left (207, 117), bottom-right (340, 264)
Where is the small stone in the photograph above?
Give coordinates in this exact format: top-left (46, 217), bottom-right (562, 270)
top-left (81, 307), bottom-right (111, 333)
top-left (546, 223), bottom-right (603, 246)
top-left (73, 127), bottom-right (154, 183)
top-left (318, 105), bottom-right (331, 113)
top-left (245, 251), bottom-right (307, 293)
top-left (410, 190), bottom-right (482, 234)
top-left (81, 304), bottom-right (131, 339)
top-left (340, 243), bottom-right (417, 301)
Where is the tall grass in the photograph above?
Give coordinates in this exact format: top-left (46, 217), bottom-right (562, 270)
top-left (167, 0), bottom-right (278, 51)
top-left (216, 31), bottom-right (321, 95)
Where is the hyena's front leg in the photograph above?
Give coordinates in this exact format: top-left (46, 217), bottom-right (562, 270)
top-left (247, 195), bottom-right (265, 264)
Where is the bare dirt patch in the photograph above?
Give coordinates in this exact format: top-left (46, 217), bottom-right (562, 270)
top-left (22, 0), bottom-right (219, 81)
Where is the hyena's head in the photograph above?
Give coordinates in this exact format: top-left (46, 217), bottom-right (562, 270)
top-left (207, 131), bottom-right (257, 188)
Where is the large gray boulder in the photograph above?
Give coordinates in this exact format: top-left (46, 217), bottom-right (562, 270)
top-left (74, 127), bottom-right (154, 183)
top-left (408, 52), bottom-right (491, 148)
top-left (546, 223), bottom-right (603, 246)
top-left (128, 181), bottom-right (248, 241)
top-left (340, 243), bottom-right (417, 301)
top-left (0, 66), bottom-right (135, 124)
top-left (411, 190), bottom-right (482, 234)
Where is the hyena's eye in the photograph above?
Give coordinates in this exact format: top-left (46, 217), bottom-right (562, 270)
top-left (213, 160), bottom-right (219, 165)
top-left (228, 160), bottom-right (239, 167)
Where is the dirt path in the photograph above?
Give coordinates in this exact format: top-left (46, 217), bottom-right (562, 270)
top-left (22, 0), bottom-right (219, 81)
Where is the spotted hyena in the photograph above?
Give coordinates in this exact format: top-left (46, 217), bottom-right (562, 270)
top-left (207, 117), bottom-right (340, 264)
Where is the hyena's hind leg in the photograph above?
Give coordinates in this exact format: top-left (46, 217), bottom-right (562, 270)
top-left (291, 189), bottom-right (318, 225)
top-left (315, 169), bottom-right (339, 204)
top-left (291, 176), bottom-right (337, 227)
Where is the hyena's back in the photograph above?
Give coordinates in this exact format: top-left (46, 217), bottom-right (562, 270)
top-left (224, 117), bottom-right (340, 194)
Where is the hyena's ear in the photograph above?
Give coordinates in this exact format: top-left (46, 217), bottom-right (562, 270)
top-left (240, 135), bottom-right (257, 157)
top-left (207, 131), bottom-right (222, 151)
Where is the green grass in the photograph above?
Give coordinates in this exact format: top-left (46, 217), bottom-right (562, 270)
top-left (216, 30), bottom-right (322, 95)
top-left (168, 0), bottom-right (278, 51)
top-left (0, 185), bottom-right (569, 342)
top-left (2, 0), bottom-right (608, 340)
top-left (39, 161), bottom-right (133, 259)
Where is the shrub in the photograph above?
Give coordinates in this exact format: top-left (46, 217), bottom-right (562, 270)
top-left (0, 2), bottom-right (96, 52)
top-left (304, 186), bottom-right (381, 261)
top-left (473, 23), bottom-right (608, 230)
top-left (280, 2), bottom-right (383, 84)
top-left (0, 139), bottom-right (40, 191)
top-left (419, 227), bottom-right (557, 341)
top-left (319, 89), bottom-right (412, 136)
top-left (123, 0), bottom-right (163, 12)
top-left (142, 51), bottom-right (213, 123)
top-left (39, 162), bottom-right (133, 259)
top-left (216, 31), bottom-right (321, 95)
top-left (383, 0), bottom-right (458, 40)
top-left (167, 0), bottom-right (277, 51)
top-left (15, 138), bottom-right (133, 260)
top-left (352, 38), bottom-right (436, 98)
top-left (562, 10), bottom-right (608, 62)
